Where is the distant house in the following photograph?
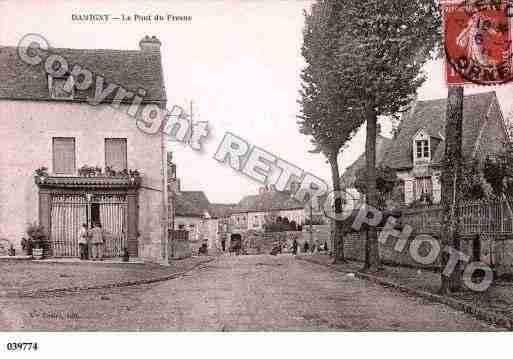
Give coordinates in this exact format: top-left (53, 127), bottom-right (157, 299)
top-left (174, 191), bottom-right (212, 243)
top-left (341, 92), bottom-right (508, 206)
top-left (0, 37), bottom-right (170, 262)
top-left (209, 203), bottom-right (236, 248)
top-left (230, 187), bottom-right (306, 232)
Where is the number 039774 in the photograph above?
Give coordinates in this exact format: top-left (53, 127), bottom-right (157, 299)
top-left (6, 342), bottom-right (39, 351)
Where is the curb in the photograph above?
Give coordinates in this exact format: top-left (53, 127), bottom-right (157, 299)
top-left (14, 257), bottom-right (215, 298)
top-left (298, 256), bottom-right (513, 330)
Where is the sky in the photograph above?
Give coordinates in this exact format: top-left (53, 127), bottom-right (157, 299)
top-left (2, 0), bottom-right (513, 204)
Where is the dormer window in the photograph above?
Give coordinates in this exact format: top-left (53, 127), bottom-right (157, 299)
top-left (413, 129), bottom-right (430, 163)
top-left (416, 139), bottom-right (429, 159)
top-left (48, 75), bottom-right (74, 100)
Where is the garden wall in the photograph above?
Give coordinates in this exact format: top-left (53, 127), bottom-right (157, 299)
top-left (342, 229), bottom-right (513, 276)
top-left (169, 239), bottom-right (192, 260)
top-left (343, 229), bottom-right (444, 269)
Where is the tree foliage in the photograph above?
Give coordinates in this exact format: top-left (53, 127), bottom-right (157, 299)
top-left (334, 0), bottom-right (441, 118)
top-left (436, 158), bottom-right (486, 202)
top-left (299, 0), bottom-right (440, 268)
top-left (298, 1), bottom-right (361, 162)
top-left (483, 151), bottom-right (513, 198)
top-left (298, 1), bottom-right (364, 262)
top-left (353, 165), bottom-right (399, 197)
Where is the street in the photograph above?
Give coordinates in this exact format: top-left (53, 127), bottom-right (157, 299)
top-left (0, 255), bottom-right (498, 331)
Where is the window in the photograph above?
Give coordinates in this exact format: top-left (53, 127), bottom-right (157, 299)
top-left (415, 140), bottom-right (429, 159)
top-left (53, 137), bottom-right (76, 174)
top-left (49, 76), bottom-right (74, 100)
top-left (413, 177), bottom-right (433, 202)
top-left (105, 138), bottom-right (127, 171)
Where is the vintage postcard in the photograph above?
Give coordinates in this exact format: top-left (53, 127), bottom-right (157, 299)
top-left (0, 0), bottom-right (512, 357)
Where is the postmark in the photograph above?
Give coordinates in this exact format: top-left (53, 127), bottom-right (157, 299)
top-left (443, 0), bottom-right (513, 85)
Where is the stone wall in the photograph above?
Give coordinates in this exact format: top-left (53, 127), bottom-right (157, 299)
top-left (343, 229), bottom-right (513, 275)
top-left (343, 229), bottom-right (443, 269)
top-left (490, 236), bottom-right (513, 277)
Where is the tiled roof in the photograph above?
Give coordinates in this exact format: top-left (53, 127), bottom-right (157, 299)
top-left (340, 135), bottom-right (393, 188)
top-left (0, 45), bottom-right (165, 103)
top-left (209, 203), bottom-right (236, 218)
top-left (382, 92), bottom-right (498, 169)
top-left (175, 191), bottom-right (211, 217)
top-left (233, 190), bottom-right (304, 214)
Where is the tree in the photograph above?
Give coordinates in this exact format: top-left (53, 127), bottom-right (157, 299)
top-left (440, 113), bottom-right (508, 293)
top-left (439, 86), bottom-right (464, 293)
top-left (483, 153), bottom-right (513, 199)
top-left (298, 0), bottom-right (361, 263)
top-left (460, 159), bottom-right (486, 201)
top-left (354, 165), bottom-right (399, 209)
top-left (333, 0), bottom-right (440, 271)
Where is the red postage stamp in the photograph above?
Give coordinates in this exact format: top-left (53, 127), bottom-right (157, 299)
top-left (443, 0), bottom-right (512, 85)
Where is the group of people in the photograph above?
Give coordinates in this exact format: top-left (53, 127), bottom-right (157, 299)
top-left (78, 222), bottom-right (105, 260)
top-left (292, 239), bottom-right (328, 255)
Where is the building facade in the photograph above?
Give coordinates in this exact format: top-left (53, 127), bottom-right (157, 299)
top-left (173, 190), bottom-right (218, 251)
top-left (230, 187), bottom-right (306, 234)
top-left (0, 37), bottom-right (170, 263)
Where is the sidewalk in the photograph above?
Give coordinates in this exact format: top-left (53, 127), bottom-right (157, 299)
top-left (0, 256), bottom-right (214, 298)
top-left (299, 254), bottom-right (513, 329)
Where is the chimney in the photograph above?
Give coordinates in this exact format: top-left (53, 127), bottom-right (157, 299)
top-left (139, 35), bottom-right (161, 52)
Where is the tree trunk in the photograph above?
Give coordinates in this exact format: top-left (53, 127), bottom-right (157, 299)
top-left (330, 156), bottom-right (345, 263)
top-left (364, 111), bottom-right (380, 271)
top-left (439, 85), bottom-right (464, 294)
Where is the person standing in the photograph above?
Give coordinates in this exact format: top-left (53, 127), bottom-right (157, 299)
top-left (90, 222), bottom-right (104, 260)
top-left (292, 239), bottom-right (298, 255)
top-left (78, 223), bottom-right (89, 260)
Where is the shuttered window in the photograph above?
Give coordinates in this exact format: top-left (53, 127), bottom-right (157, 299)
top-left (105, 138), bottom-right (127, 171)
top-left (53, 137), bottom-right (76, 174)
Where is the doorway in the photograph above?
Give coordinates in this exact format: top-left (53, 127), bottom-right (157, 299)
top-left (90, 202), bottom-right (100, 226)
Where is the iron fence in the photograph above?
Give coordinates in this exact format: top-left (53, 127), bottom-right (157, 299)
top-left (400, 198), bottom-right (513, 235)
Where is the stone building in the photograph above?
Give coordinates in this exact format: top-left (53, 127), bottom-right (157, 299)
top-left (173, 190), bottom-right (216, 251)
top-left (209, 203), bottom-right (236, 250)
top-left (0, 36), bottom-right (171, 263)
top-left (341, 92), bottom-right (508, 206)
top-left (230, 187), bottom-right (306, 233)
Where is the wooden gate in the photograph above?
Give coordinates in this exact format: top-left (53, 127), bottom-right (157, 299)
top-left (94, 194), bottom-right (128, 258)
top-left (50, 194), bottom-right (87, 257)
top-left (50, 193), bottom-right (128, 258)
